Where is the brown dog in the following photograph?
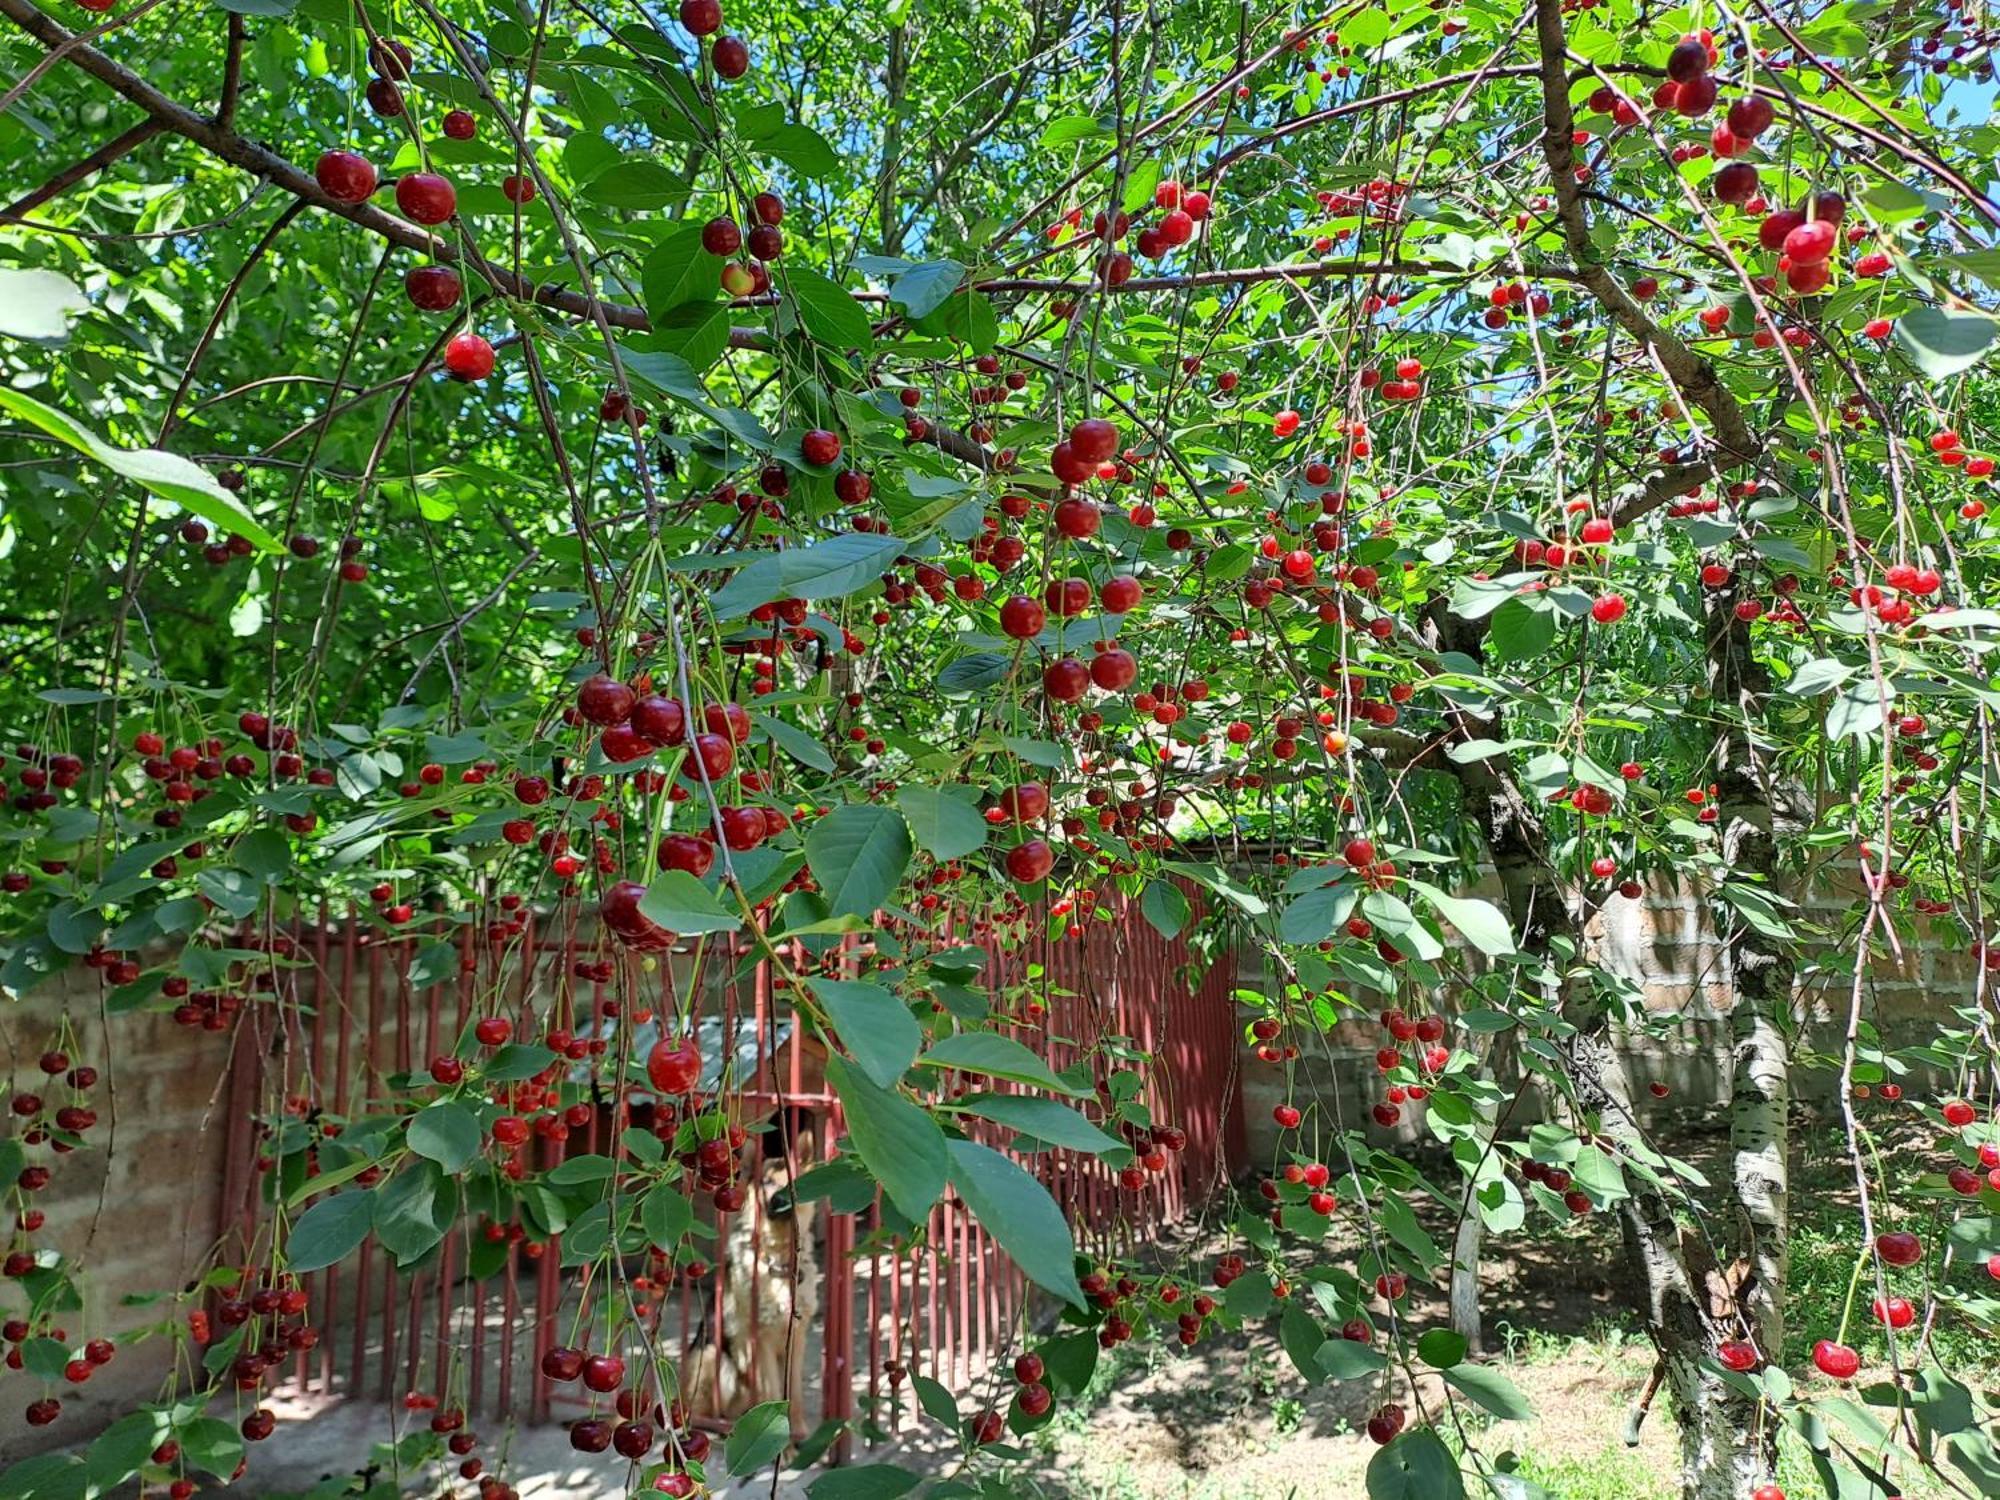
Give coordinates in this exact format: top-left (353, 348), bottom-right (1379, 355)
top-left (683, 1111), bottom-right (822, 1441)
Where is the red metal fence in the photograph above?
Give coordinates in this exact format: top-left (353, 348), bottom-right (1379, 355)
top-left (216, 891), bottom-right (1242, 1451)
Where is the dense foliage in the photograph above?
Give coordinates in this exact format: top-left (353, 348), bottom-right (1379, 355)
top-left (3, 0), bottom-right (2000, 1497)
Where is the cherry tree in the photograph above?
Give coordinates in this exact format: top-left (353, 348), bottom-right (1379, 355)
top-left (0, 0), bottom-right (1997, 1498)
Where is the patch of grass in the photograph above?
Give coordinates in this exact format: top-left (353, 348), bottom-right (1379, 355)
top-left (1783, 1209), bottom-right (2000, 1377)
top-left (1510, 1446), bottom-right (1662, 1500)
top-left (1491, 1316), bottom-right (1645, 1366)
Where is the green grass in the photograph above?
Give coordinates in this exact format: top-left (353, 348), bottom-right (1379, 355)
top-left (1510, 1447), bottom-right (1662, 1500)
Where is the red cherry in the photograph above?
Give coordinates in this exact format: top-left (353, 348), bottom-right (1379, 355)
top-left (1100, 576), bottom-right (1141, 613)
top-left (1875, 1230), bottom-right (1923, 1267)
top-left (405, 265), bottom-right (462, 311)
top-left (631, 695), bottom-right (687, 745)
top-left (1784, 219), bottom-right (1837, 266)
top-left (998, 595), bottom-right (1046, 639)
top-left (314, 150), bottom-right (378, 204)
top-left (1052, 498), bottom-right (1101, 538)
top-left (647, 1036), bottom-right (701, 1094)
top-left (1090, 649), bottom-right (1137, 691)
top-left (1717, 1339), bottom-right (1758, 1371)
top-left (395, 172), bottom-right (457, 225)
top-left (1726, 97), bottom-right (1774, 139)
top-left (1365, 1404), bottom-right (1405, 1445)
top-left (712, 35), bottom-right (749, 77)
top-left (577, 675), bottom-right (635, 725)
top-left (1665, 38), bottom-right (1709, 82)
top-left (441, 109), bottom-right (477, 139)
top-left (1872, 1296), bottom-right (1915, 1329)
top-left (1005, 840), bottom-right (1054, 884)
top-left (702, 219), bottom-right (743, 257)
top-left (581, 1354), bottom-right (626, 1393)
top-left (443, 333), bottom-right (495, 382)
top-left (801, 429), bottom-right (842, 466)
top-left (1043, 658), bottom-right (1090, 703)
top-left (679, 0), bottom-right (721, 35)
top-left (1811, 1340), bottom-right (1859, 1379)
top-left (1067, 418), bottom-right (1120, 463)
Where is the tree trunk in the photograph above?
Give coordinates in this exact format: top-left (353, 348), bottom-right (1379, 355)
top-left (877, 22), bottom-right (906, 257)
top-left (1708, 584), bottom-right (1796, 1379)
top-left (1672, 1357), bottom-right (1774, 1500)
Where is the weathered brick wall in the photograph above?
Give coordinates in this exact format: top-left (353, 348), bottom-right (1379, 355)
top-left (2, 962), bottom-right (236, 1448)
top-left (1237, 869), bottom-right (1959, 1164)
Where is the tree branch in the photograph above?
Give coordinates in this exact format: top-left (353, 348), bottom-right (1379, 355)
top-left (1530, 0), bottom-right (1761, 471)
top-left (1, 116), bottom-right (160, 219)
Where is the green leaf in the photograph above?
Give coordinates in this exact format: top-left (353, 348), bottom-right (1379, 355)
top-left (285, 1190), bottom-right (375, 1272)
top-left (406, 1102), bottom-right (481, 1173)
top-left (811, 978), bottom-right (922, 1089)
top-left (1367, 1428), bottom-right (1467, 1500)
top-left (920, 1031), bottom-right (1089, 1096)
top-left (0, 268), bottom-right (88, 344)
top-left (804, 804), bottom-right (912, 918)
top-left (937, 652), bottom-right (1011, 694)
top-left (945, 1138), bottom-right (1084, 1307)
top-left (807, 1466), bottom-right (921, 1500)
top-left (1139, 880), bottom-right (1190, 938)
top-left (1279, 882), bottom-right (1356, 945)
top-left (546, 1153), bottom-right (618, 1186)
top-left (86, 1410), bottom-right (170, 1492)
top-left (912, 1373), bottom-right (959, 1426)
top-left (484, 1042), bottom-right (558, 1080)
top-left (234, 826), bottom-right (290, 882)
top-left (1785, 657), bottom-right (1852, 696)
top-left (0, 387), bottom-right (279, 550)
top-left (755, 711), bottom-right (837, 774)
top-left (176, 1415), bottom-right (244, 1478)
top-left (1417, 1329), bottom-right (1468, 1368)
top-left (1317, 1338), bottom-right (1388, 1379)
top-left (641, 1185), bottom-right (693, 1247)
top-left (1487, 596), bottom-right (1556, 661)
top-left (1895, 305), bottom-right (1998, 379)
top-left (781, 264), bottom-right (874, 352)
top-left (889, 260), bottom-right (967, 319)
top-left (755, 122), bottom-right (839, 179)
top-left (639, 869), bottom-right (744, 935)
top-left (642, 222), bottom-right (722, 318)
top-left (1040, 115), bottom-right (1110, 147)
top-left (19, 1336), bottom-right (70, 1381)
top-left (1443, 1362), bottom-right (1533, 1421)
top-left (576, 160), bottom-right (688, 209)
top-left (373, 1160), bottom-right (452, 1265)
top-left (711, 531), bottom-right (908, 620)
top-left (1224, 1268), bottom-right (1273, 1319)
top-left (1407, 881), bottom-right (1517, 958)
top-left (1160, 861), bottom-right (1268, 917)
top-left (825, 1052), bottom-right (946, 1223)
top-left (725, 1400), bottom-right (795, 1475)
top-left (1280, 1303), bottom-right (1325, 1383)
top-left (895, 785), bottom-right (988, 860)
top-left (958, 1093), bottom-right (1126, 1155)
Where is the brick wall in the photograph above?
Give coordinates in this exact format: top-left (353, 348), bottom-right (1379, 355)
top-left (2, 961), bottom-right (236, 1447)
top-left (1237, 869), bottom-right (1959, 1165)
